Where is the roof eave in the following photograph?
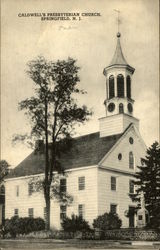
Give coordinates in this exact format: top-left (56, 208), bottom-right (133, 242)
top-left (103, 64), bottom-right (135, 76)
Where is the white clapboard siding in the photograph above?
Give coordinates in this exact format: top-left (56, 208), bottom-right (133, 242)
top-left (97, 126), bottom-right (146, 228)
top-left (100, 126), bottom-right (146, 173)
top-left (97, 168), bottom-right (136, 227)
top-left (99, 115), bottom-right (123, 137)
top-left (66, 167), bottom-right (98, 225)
top-left (99, 114), bottom-right (139, 138)
top-left (50, 166), bottom-right (98, 229)
top-left (5, 176), bottom-right (45, 219)
top-left (5, 166), bottom-right (98, 229)
top-left (5, 125), bottom-right (146, 229)
top-left (123, 115), bottom-right (139, 131)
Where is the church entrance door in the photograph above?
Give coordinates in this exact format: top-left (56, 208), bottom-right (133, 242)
top-left (129, 206), bottom-right (135, 228)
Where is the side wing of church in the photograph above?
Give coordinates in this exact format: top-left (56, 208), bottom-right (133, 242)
top-left (5, 32), bottom-right (146, 229)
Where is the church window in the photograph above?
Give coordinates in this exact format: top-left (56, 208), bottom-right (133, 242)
top-left (111, 176), bottom-right (116, 191)
top-left (60, 179), bottom-right (66, 193)
top-left (110, 204), bottom-right (117, 214)
top-left (119, 103), bottom-right (124, 113)
top-left (79, 176), bottom-right (85, 190)
top-left (129, 152), bottom-right (134, 169)
top-left (16, 185), bottom-right (19, 197)
top-left (28, 183), bottom-right (33, 196)
top-left (109, 75), bottom-right (115, 99)
top-left (60, 205), bottom-right (67, 221)
top-left (128, 103), bottom-right (133, 113)
top-left (117, 74), bottom-right (124, 97)
top-left (127, 76), bottom-right (131, 98)
top-left (118, 153), bottom-right (122, 160)
top-left (108, 102), bottom-right (115, 112)
top-left (14, 208), bottom-right (19, 217)
top-left (28, 208), bottom-right (34, 218)
top-left (78, 204), bottom-right (85, 219)
top-left (129, 137), bottom-right (134, 144)
top-left (129, 180), bottom-right (134, 194)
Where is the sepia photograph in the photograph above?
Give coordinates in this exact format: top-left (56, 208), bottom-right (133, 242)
top-left (1, 0), bottom-right (159, 249)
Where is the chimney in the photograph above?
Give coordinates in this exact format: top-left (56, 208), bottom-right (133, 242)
top-left (35, 140), bottom-right (44, 153)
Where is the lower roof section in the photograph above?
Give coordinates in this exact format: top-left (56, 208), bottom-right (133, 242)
top-left (7, 132), bottom-right (122, 179)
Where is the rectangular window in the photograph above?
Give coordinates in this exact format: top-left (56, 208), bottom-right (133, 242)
top-left (44, 207), bottom-right (47, 221)
top-left (14, 208), bottom-right (19, 217)
top-left (28, 183), bottom-right (33, 196)
top-left (60, 179), bottom-right (66, 193)
top-left (60, 205), bottom-right (66, 221)
top-left (129, 180), bottom-right (134, 194)
top-left (110, 204), bottom-right (117, 214)
top-left (111, 176), bottom-right (116, 191)
top-left (129, 152), bottom-right (134, 169)
top-left (28, 208), bottom-right (34, 218)
top-left (78, 204), bottom-right (85, 219)
top-left (109, 76), bottom-right (115, 99)
top-left (79, 176), bottom-right (85, 190)
top-left (16, 185), bottom-right (19, 197)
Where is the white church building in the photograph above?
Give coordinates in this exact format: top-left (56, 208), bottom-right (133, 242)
top-left (5, 32), bottom-right (146, 229)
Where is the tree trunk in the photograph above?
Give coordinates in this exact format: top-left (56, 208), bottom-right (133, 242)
top-left (44, 96), bottom-right (50, 230)
top-left (45, 186), bottom-right (51, 230)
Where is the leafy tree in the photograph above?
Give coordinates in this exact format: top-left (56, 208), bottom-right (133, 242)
top-left (129, 141), bottom-right (160, 228)
top-left (61, 214), bottom-right (91, 232)
top-left (0, 160), bottom-right (9, 184)
top-left (93, 212), bottom-right (122, 230)
top-left (13, 56), bottom-right (92, 230)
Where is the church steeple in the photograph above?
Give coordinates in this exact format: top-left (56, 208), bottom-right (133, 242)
top-left (99, 32), bottom-right (139, 138)
top-left (103, 32), bottom-right (135, 117)
top-left (104, 32), bottom-right (135, 73)
top-left (109, 33), bottom-right (129, 66)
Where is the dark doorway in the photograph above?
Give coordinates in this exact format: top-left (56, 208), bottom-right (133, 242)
top-left (129, 206), bottom-right (135, 228)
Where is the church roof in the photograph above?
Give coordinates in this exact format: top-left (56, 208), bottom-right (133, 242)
top-left (109, 32), bottom-right (128, 66)
top-left (104, 33), bottom-right (135, 73)
top-left (7, 132), bottom-right (122, 178)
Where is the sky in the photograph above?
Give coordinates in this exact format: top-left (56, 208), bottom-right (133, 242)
top-left (1, 0), bottom-right (159, 167)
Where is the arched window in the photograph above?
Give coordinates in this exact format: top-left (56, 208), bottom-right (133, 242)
top-left (129, 152), bottom-right (134, 169)
top-left (109, 75), bottom-right (115, 99)
top-left (127, 76), bottom-right (131, 98)
top-left (117, 74), bottom-right (124, 97)
top-left (119, 103), bottom-right (124, 114)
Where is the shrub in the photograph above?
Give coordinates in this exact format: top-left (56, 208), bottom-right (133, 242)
top-left (4, 216), bottom-right (45, 238)
top-left (4, 216), bottom-right (19, 238)
top-left (61, 214), bottom-right (91, 232)
top-left (93, 212), bottom-right (122, 231)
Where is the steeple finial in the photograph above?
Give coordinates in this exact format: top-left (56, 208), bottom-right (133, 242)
top-left (103, 11), bottom-right (135, 74)
top-left (114, 9), bottom-right (121, 37)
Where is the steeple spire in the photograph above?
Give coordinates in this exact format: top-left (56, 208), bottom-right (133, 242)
top-left (109, 33), bottom-right (128, 66)
top-left (104, 10), bottom-right (135, 73)
top-left (104, 32), bottom-right (135, 74)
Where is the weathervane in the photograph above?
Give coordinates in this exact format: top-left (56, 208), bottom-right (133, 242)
top-left (114, 9), bottom-right (121, 34)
